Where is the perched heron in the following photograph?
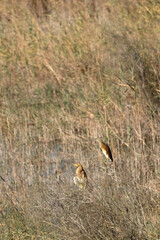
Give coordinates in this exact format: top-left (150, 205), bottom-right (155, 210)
top-left (73, 163), bottom-right (87, 189)
top-left (97, 139), bottom-right (113, 162)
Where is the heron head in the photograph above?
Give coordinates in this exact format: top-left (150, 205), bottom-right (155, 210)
top-left (96, 137), bottom-right (101, 141)
top-left (95, 137), bottom-right (102, 144)
top-left (73, 163), bottom-right (81, 167)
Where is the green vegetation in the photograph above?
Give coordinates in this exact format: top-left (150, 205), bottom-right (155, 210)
top-left (0, 0), bottom-right (159, 239)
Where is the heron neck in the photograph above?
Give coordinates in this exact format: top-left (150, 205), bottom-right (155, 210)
top-left (76, 165), bottom-right (83, 175)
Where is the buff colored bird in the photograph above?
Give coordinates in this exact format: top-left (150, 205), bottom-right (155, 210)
top-left (73, 163), bottom-right (87, 189)
top-left (97, 139), bottom-right (113, 162)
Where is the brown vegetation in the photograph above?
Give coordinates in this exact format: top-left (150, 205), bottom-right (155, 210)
top-left (0, 0), bottom-right (159, 239)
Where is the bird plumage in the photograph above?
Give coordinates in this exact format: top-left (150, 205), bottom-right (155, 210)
top-left (73, 163), bottom-right (87, 189)
top-left (98, 139), bottom-right (113, 162)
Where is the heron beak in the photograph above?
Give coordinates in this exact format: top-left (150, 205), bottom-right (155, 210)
top-left (95, 137), bottom-right (100, 142)
top-left (73, 163), bottom-right (78, 166)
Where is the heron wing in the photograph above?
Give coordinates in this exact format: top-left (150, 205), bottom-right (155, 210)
top-left (81, 170), bottom-right (87, 180)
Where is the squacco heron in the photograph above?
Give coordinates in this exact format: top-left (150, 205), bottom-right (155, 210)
top-left (97, 139), bottom-right (113, 162)
top-left (73, 163), bottom-right (87, 189)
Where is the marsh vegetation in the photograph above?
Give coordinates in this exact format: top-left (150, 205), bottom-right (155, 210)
top-left (0, 0), bottom-right (159, 239)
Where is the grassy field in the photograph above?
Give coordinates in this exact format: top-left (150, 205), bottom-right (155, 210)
top-left (0, 0), bottom-right (160, 239)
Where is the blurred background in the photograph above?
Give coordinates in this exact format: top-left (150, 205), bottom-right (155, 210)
top-left (0, 0), bottom-right (159, 239)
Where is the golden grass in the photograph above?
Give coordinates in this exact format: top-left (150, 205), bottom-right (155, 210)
top-left (0, 0), bottom-right (159, 239)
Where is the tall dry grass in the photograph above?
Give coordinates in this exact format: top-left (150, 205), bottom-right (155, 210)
top-left (0, 0), bottom-right (159, 239)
